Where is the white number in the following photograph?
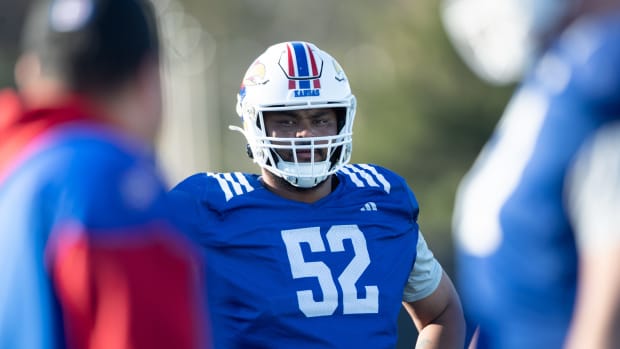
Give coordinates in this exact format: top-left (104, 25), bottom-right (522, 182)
top-left (281, 227), bottom-right (339, 317)
top-left (281, 225), bottom-right (379, 317)
top-left (327, 225), bottom-right (379, 314)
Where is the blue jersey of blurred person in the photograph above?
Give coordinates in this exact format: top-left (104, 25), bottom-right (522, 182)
top-left (442, 0), bottom-right (620, 348)
top-left (170, 41), bottom-right (466, 349)
top-left (0, 0), bottom-right (209, 348)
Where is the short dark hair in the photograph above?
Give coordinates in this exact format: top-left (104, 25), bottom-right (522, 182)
top-left (21, 0), bottom-right (160, 93)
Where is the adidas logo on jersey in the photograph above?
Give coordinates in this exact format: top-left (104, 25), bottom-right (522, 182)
top-left (360, 202), bottom-right (378, 212)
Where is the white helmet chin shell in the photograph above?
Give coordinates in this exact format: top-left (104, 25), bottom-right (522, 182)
top-left (277, 161), bottom-right (331, 188)
top-left (232, 41), bottom-right (356, 188)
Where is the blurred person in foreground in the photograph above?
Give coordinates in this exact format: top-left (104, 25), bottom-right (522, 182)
top-left (441, 0), bottom-right (620, 347)
top-left (0, 0), bottom-right (210, 348)
top-left (169, 41), bottom-right (465, 348)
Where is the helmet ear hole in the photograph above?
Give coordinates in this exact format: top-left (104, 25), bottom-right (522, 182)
top-left (245, 144), bottom-right (254, 159)
top-left (335, 107), bottom-right (347, 133)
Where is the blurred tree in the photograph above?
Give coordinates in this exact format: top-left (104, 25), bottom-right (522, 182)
top-left (0, 1), bottom-right (30, 88)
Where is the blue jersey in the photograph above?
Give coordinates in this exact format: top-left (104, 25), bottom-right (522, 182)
top-left (0, 95), bottom-right (209, 349)
top-left (171, 164), bottom-right (422, 349)
top-left (453, 13), bottom-right (620, 349)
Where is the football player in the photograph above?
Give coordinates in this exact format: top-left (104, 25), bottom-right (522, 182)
top-left (0, 0), bottom-right (210, 348)
top-left (441, 0), bottom-right (620, 347)
top-left (170, 41), bottom-right (465, 348)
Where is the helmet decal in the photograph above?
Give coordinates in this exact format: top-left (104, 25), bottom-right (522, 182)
top-left (279, 42), bottom-right (323, 97)
top-left (332, 59), bottom-right (346, 82)
top-left (242, 62), bottom-right (269, 87)
top-left (239, 61), bottom-right (268, 103)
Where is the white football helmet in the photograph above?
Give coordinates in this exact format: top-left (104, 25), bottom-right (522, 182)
top-left (231, 41), bottom-right (356, 188)
top-left (441, 0), bottom-right (579, 85)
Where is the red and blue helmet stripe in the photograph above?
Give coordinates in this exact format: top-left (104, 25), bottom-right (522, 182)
top-left (284, 42), bottom-right (322, 90)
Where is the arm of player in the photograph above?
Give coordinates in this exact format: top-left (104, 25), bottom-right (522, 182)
top-left (47, 222), bottom-right (210, 349)
top-left (564, 124), bottom-right (620, 349)
top-left (403, 271), bottom-right (465, 349)
top-left (565, 246), bottom-right (620, 349)
top-left (401, 232), bottom-right (465, 349)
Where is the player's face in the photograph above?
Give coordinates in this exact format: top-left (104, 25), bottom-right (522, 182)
top-left (263, 108), bottom-right (338, 163)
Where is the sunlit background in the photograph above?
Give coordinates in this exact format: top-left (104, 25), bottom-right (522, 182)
top-left (0, 0), bottom-right (514, 346)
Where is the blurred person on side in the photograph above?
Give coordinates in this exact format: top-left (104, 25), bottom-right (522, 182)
top-left (169, 41), bottom-right (465, 349)
top-left (0, 0), bottom-right (210, 348)
top-left (441, 0), bottom-right (620, 347)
